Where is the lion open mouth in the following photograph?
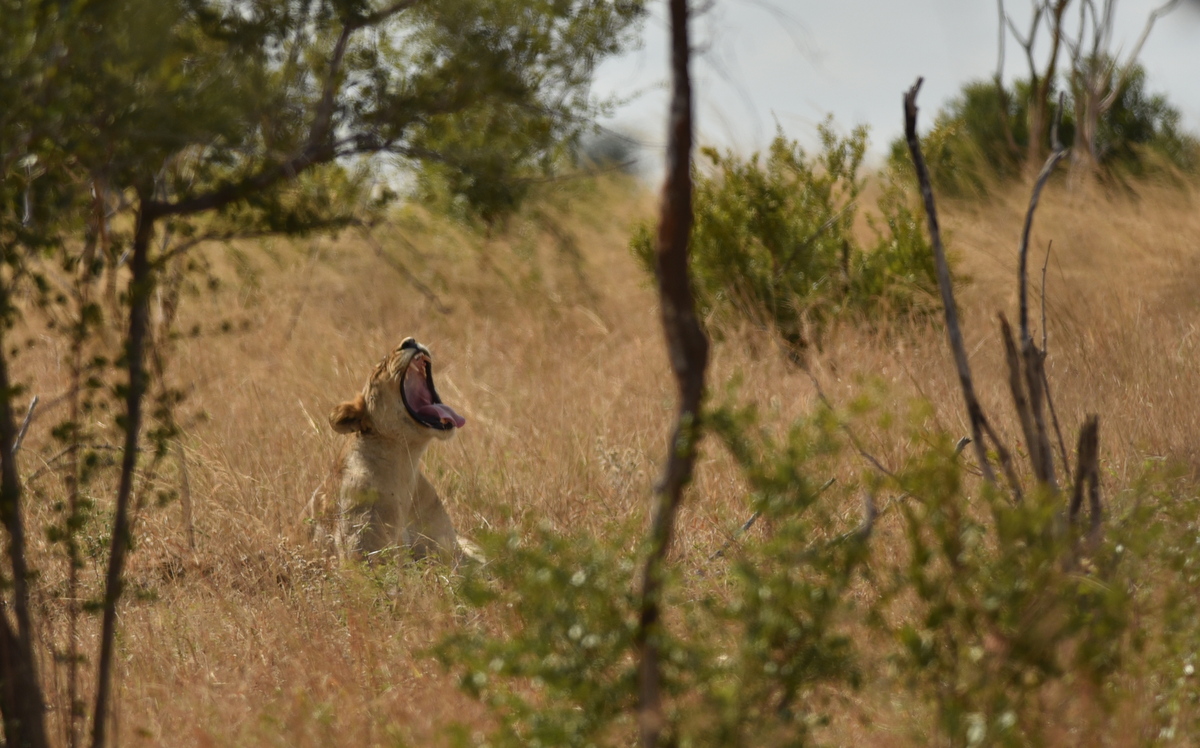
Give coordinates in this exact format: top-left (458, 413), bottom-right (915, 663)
top-left (401, 355), bottom-right (466, 430)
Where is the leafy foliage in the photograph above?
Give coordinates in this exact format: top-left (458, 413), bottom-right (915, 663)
top-left (1087, 65), bottom-right (1200, 179)
top-left (436, 525), bottom-right (648, 748)
top-left (631, 123), bottom-right (939, 353)
top-left (0, 0), bottom-right (646, 743)
top-left (439, 389), bottom-right (879, 747)
top-left (881, 437), bottom-right (1131, 746)
top-left (434, 381), bottom-right (1200, 746)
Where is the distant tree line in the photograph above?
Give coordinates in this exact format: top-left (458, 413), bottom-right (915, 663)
top-left (893, 0), bottom-right (1198, 196)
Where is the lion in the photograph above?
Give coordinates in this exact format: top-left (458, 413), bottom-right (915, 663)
top-left (314, 337), bottom-right (478, 564)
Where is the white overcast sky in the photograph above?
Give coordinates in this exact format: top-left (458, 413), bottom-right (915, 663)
top-left (591, 0), bottom-right (1200, 167)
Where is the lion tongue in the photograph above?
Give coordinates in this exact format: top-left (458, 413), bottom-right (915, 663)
top-left (417, 403), bottom-right (466, 428)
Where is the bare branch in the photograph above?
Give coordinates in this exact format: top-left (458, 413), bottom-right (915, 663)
top-left (1018, 94), bottom-right (1067, 346)
top-left (1000, 315), bottom-right (1042, 483)
top-left (1039, 242), bottom-right (1070, 470)
top-left (1023, 342), bottom-right (1058, 490)
top-left (994, 0), bottom-right (1021, 156)
top-left (903, 78), bottom-right (997, 488)
top-left (1099, 0), bottom-right (1181, 113)
top-left (1040, 240), bottom-right (1051, 353)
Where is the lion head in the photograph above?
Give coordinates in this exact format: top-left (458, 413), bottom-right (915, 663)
top-left (329, 337), bottom-right (465, 441)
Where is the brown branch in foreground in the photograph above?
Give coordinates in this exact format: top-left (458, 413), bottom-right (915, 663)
top-left (637, 0), bottom-right (709, 744)
top-left (903, 78), bottom-right (997, 489)
top-left (1000, 315), bottom-right (1043, 483)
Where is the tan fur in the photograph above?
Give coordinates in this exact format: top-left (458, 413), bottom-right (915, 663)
top-left (310, 338), bottom-right (479, 564)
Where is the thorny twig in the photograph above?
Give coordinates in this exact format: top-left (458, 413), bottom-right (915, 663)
top-left (708, 477), bottom-right (836, 561)
top-left (12, 396), bottom-right (37, 455)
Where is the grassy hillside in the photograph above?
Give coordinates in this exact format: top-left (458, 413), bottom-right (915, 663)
top-left (10, 173), bottom-right (1200, 746)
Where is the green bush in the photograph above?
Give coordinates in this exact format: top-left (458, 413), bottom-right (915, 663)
top-left (631, 122), bottom-right (939, 353)
top-left (436, 385), bottom-right (1200, 745)
top-left (882, 442), bottom-right (1130, 746)
top-left (1090, 65), bottom-right (1200, 180)
top-left (437, 388), bottom-right (876, 747)
top-left (890, 69), bottom-right (1198, 198)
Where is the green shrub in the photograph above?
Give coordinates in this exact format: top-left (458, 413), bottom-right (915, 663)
top-left (881, 447), bottom-right (1131, 746)
top-left (437, 387), bottom-right (876, 747)
top-left (1090, 65), bottom-right (1200, 181)
top-left (435, 524), bottom-right (650, 748)
top-left (631, 122), bottom-right (939, 353)
top-left (889, 69), bottom-right (1198, 197)
top-left (436, 386), bottom-right (1200, 745)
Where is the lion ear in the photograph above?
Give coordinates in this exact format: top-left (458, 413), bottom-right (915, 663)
top-left (329, 394), bottom-right (369, 434)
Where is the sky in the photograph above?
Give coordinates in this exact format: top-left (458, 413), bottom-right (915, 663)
top-left (591, 0), bottom-right (1200, 170)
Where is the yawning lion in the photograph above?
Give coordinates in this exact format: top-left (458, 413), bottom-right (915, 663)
top-left (316, 337), bottom-right (477, 563)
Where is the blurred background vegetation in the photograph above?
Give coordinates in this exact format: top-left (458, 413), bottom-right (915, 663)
top-left (1, 0), bottom-right (1200, 747)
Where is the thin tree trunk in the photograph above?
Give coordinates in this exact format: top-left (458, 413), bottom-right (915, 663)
top-left (1027, 1), bottom-right (1069, 169)
top-left (90, 197), bottom-right (155, 748)
top-left (0, 294), bottom-right (50, 748)
top-left (636, 0), bottom-right (709, 744)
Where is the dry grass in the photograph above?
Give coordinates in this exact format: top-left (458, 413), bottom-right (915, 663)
top-left (9, 173), bottom-right (1200, 746)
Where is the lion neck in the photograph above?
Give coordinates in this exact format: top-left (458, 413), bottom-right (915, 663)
top-left (347, 429), bottom-right (432, 490)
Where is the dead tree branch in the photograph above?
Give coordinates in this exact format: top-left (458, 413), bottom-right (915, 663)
top-left (1011, 99), bottom-right (1067, 491)
top-left (1098, 0), bottom-right (1180, 113)
top-left (1018, 94), bottom-right (1067, 346)
top-left (903, 79), bottom-right (998, 489)
top-left (1040, 241), bottom-right (1070, 469)
top-left (637, 0), bottom-right (709, 744)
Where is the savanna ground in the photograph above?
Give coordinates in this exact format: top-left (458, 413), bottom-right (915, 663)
top-left (10, 171), bottom-right (1200, 746)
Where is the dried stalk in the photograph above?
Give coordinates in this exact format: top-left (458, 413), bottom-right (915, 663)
top-left (1014, 97), bottom-right (1067, 491)
top-left (1018, 94), bottom-right (1067, 346)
